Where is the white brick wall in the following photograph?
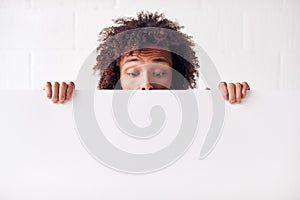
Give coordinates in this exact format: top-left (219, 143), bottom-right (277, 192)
top-left (0, 0), bottom-right (299, 89)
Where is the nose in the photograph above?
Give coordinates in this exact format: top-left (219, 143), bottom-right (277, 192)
top-left (139, 82), bottom-right (154, 90)
top-left (137, 72), bottom-right (154, 90)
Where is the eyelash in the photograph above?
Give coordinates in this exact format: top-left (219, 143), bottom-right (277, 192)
top-left (126, 72), bottom-right (166, 77)
top-left (126, 58), bottom-right (168, 63)
top-left (153, 72), bottom-right (166, 76)
top-left (127, 72), bottom-right (138, 76)
top-left (127, 58), bottom-right (139, 62)
top-left (153, 58), bottom-right (168, 63)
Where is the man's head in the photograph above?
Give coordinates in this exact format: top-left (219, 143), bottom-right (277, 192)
top-left (93, 11), bottom-right (200, 90)
top-left (119, 48), bottom-right (173, 90)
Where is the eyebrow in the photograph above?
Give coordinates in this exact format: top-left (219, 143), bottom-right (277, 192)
top-left (124, 57), bottom-right (139, 64)
top-left (123, 56), bottom-right (171, 65)
top-left (152, 58), bottom-right (169, 62)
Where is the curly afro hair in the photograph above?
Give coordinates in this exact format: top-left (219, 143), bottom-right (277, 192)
top-left (93, 11), bottom-right (200, 90)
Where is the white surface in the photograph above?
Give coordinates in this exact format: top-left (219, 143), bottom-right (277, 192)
top-left (0, 90), bottom-right (299, 199)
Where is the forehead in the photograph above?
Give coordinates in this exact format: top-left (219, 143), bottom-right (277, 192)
top-left (121, 48), bottom-right (172, 58)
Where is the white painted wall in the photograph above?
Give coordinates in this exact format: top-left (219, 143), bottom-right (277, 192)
top-left (0, 0), bottom-right (299, 90)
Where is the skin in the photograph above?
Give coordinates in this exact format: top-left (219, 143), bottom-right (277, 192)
top-left (42, 81), bottom-right (75, 104)
top-left (119, 49), bottom-right (173, 90)
top-left (42, 49), bottom-right (250, 104)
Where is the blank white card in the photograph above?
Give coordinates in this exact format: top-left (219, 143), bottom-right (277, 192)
top-left (0, 90), bottom-right (299, 200)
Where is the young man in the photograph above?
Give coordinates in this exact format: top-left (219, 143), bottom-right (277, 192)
top-left (43, 11), bottom-right (250, 104)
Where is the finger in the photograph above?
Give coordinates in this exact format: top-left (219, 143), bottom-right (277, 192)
top-left (242, 81), bottom-right (250, 99)
top-left (43, 82), bottom-right (52, 99)
top-left (218, 82), bottom-right (229, 100)
top-left (59, 82), bottom-right (67, 104)
top-left (235, 82), bottom-right (242, 104)
top-left (52, 82), bottom-right (59, 104)
top-left (65, 82), bottom-right (75, 101)
top-left (228, 83), bottom-right (236, 104)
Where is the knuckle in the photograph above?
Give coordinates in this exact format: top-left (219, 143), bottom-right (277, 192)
top-left (242, 81), bottom-right (249, 88)
top-left (68, 87), bottom-right (74, 93)
top-left (69, 82), bottom-right (75, 88)
top-left (228, 83), bottom-right (235, 89)
top-left (235, 82), bottom-right (242, 87)
top-left (61, 82), bottom-right (67, 87)
top-left (68, 92), bottom-right (73, 98)
top-left (52, 89), bottom-right (58, 95)
top-left (219, 81), bottom-right (226, 87)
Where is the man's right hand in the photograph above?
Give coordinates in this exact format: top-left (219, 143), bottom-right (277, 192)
top-left (42, 81), bottom-right (75, 104)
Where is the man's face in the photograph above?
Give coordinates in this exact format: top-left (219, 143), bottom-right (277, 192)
top-left (119, 48), bottom-right (173, 90)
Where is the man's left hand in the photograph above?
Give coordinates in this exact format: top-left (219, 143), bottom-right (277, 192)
top-left (218, 81), bottom-right (250, 104)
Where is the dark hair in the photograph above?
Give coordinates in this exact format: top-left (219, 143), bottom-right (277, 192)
top-left (93, 11), bottom-right (200, 89)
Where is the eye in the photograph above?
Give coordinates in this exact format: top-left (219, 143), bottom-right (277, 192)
top-left (127, 72), bottom-right (139, 77)
top-left (126, 58), bottom-right (139, 63)
top-left (153, 71), bottom-right (166, 77)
